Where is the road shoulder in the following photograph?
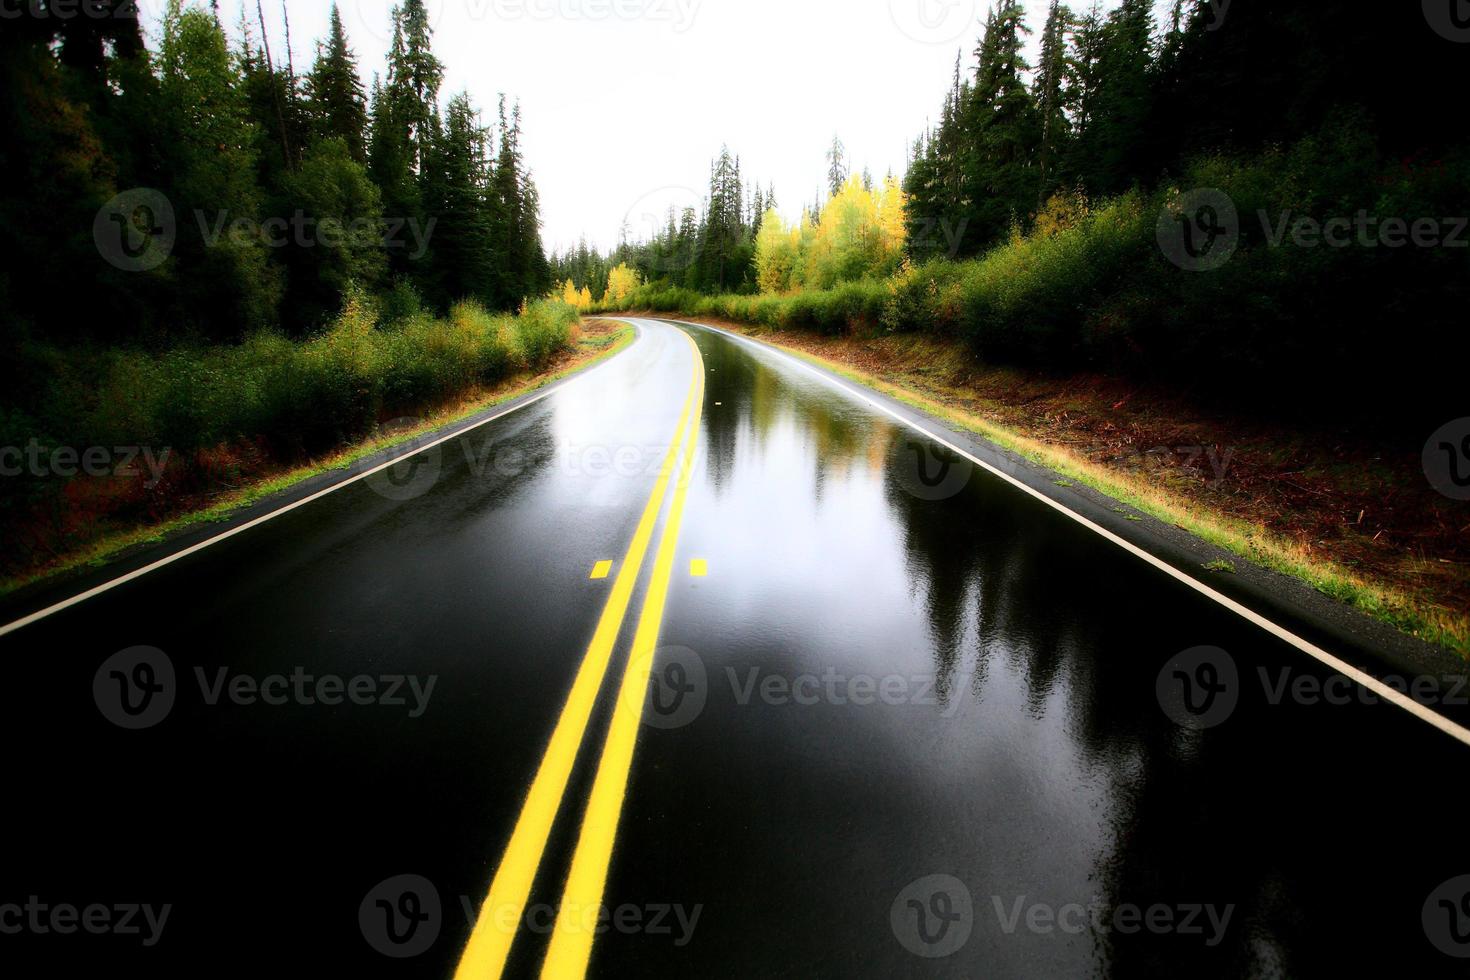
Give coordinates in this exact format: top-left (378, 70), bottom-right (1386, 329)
top-left (662, 316), bottom-right (1470, 733)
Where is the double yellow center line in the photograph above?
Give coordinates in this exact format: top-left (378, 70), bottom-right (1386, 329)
top-left (455, 329), bottom-right (705, 979)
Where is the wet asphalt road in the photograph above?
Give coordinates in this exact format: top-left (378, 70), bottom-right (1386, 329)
top-left (2, 318), bottom-right (1468, 978)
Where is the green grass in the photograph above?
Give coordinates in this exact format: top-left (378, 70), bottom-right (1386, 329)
top-left (0, 322), bottom-right (634, 598)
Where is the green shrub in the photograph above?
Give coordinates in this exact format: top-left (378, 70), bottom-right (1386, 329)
top-left (21, 294), bottom-right (583, 467)
top-left (514, 300), bottom-right (579, 369)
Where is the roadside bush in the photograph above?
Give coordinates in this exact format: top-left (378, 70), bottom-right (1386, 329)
top-left (20, 295), bottom-right (582, 466)
top-left (514, 300), bottom-right (580, 369)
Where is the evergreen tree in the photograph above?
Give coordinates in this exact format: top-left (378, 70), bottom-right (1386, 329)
top-left (305, 3), bottom-right (368, 162)
top-left (825, 136), bottom-right (849, 198)
top-left (278, 137), bottom-right (387, 327)
top-left (1034, 0), bottom-right (1075, 202)
top-left (693, 147), bottom-right (749, 292)
top-left (424, 93), bottom-right (495, 307)
top-left (1071, 0), bottom-right (1155, 195)
top-left (389, 0), bottom-right (444, 175)
top-left (157, 0), bottom-right (281, 337)
top-left (961, 1), bottom-right (1040, 250)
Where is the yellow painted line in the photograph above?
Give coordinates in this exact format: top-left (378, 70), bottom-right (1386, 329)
top-left (689, 559), bottom-right (708, 578)
top-left (454, 329), bottom-right (703, 980)
top-left (540, 336), bottom-right (706, 978)
top-left (589, 560), bottom-right (613, 580)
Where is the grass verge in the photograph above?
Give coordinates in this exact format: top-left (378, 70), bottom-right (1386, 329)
top-left (0, 320), bottom-right (635, 600)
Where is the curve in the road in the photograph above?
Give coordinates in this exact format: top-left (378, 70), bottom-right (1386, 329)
top-left (670, 317), bottom-right (1470, 750)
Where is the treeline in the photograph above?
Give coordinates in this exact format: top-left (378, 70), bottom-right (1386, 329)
top-left (549, 146), bottom-right (777, 297)
top-left (596, 2), bottom-right (1470, 434)
top-left (0, 0), bottom-right (551, 351)
top-left (905, 0), bottom-right (1467, 256)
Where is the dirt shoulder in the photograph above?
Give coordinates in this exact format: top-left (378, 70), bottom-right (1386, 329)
top-left (628, 311), bottom-right (1469, 657)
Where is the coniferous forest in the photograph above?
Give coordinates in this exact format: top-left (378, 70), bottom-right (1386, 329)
top-left (2, 0), bottom-right (550, 345)
top-left (580, 0), bottom-right (1470, 435)
top-left (1, 0), bottom-right (575, 577)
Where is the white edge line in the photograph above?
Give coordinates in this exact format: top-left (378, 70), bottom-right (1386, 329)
top-left (669, 318), bottom-right (1470, 749)
top-left (0, 324), bottom-right (644, 639)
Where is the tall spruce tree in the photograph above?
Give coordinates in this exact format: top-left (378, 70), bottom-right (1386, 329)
top-left (1071, 0), bottom-right (1155, 195)
top-left (1034, 0), bottom-right (1075, 203)
top-left (422, 94), bottom-right (495, 306)
top-left (826, 136), bottom-right (849, 197)
top-left (961, 1), bottom-right (1040, 250)
top-left (157, 0), bottom-right (281, 337)
top-left (305, 4), bottom-right (368, 162)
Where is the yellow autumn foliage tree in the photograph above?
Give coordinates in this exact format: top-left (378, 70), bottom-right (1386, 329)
top-left (754, 175), bottom-right (907, 293)
top-left (559, 278), bottom-right (592, 310)
top-left (754, 210), bottom-right (801, 293)
top-left (603, 263), bottom-right (642, 306)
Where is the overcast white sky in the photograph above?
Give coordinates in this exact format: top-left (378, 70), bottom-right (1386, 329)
top-left (140, 0), bottom-right (1135, 254)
